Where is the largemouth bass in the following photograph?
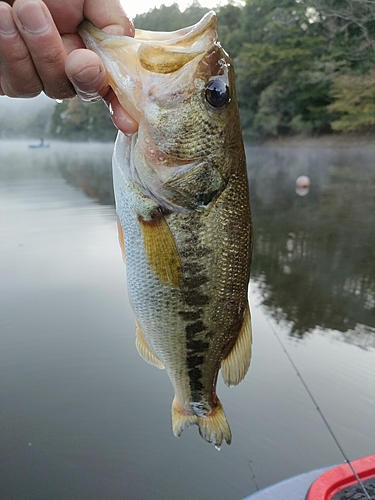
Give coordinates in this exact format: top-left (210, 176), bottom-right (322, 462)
top-left (79, 12), bottom-right (252, 447)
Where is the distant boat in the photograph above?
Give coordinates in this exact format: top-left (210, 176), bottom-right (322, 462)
top-left (28, 138), bottom-right (50, 149)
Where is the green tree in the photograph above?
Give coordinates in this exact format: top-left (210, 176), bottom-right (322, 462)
top-left (49, 98), bottom-right (116, 141)
top-left (314, 0), bottom-right (375, 71)
top-left (216, 3), bottom-right (243, 56)
top-left (312, 1), bottom-right (375, 133)
top-left (134, 2), bottom-right (208, 31)
top-left (328, 68), bottom-right (375, 131)
top-left (47, 0), bottom-right (375, 140)
top-left (235, 0), bottom-right (331, 137)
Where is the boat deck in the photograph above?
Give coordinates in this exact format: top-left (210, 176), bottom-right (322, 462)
top-left (332, 478), bottom-right (375, 499)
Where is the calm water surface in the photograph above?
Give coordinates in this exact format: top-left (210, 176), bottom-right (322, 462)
top-left (0, 140), bottom-right (374, 500)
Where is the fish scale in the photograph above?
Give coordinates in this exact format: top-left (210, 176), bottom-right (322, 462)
top-left (148, 95), bottom-right (223, 159)
top-left (80, 11), bottom-right (253, 447)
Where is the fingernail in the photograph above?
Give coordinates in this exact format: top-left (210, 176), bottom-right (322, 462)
top-left (73, 65), bottom-right (101, 85)
top-left (18, 2), bottom-right (49, 34)
top-left (71, 66), bottom-right (102, 102)
top-left (0, 7), bottom-right (17, 35)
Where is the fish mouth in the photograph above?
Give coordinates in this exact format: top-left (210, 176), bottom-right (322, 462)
top-left (134, 11), bottom-right (217, 42)
top-left (80, 11), bottom-right (217, 52)
top-left (80, 13), bottom-right (223, 212)
top-left (79, 12), bottom-right (219, 124)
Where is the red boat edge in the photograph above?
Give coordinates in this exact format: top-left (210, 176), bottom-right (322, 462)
top-left (306, 453), bottom-right (375, 500)
top-left (242, 454), bottom-right (375, 500)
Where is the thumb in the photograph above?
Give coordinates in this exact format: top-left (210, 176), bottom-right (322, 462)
top-left (66, 49), bottom-right (138, 135)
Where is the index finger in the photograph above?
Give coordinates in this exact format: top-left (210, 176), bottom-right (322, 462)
top-left (83, 0), bottom-right (134, 36)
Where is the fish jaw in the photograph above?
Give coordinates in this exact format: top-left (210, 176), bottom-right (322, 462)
top-left (79, 12), bottom-right (218, 129)
top-left (80, 12), bottom-right (240, 212)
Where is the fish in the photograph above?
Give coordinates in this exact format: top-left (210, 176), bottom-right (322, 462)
top-left (79, 11), bottom-right (253, 447)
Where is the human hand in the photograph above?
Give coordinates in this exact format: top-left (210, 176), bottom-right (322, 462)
top-left (0, 0), bottom-right (138, 134)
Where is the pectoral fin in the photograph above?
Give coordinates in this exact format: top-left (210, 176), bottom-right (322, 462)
top-left (135, 324), bottom-right (165, 369)
top-left (139, 212), bottom-right (183, 288)
top-left (221, 304), bottom-right (252, 387)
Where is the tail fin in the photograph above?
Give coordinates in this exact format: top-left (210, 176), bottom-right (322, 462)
top-left (171, 397), bottom-right (232, 446)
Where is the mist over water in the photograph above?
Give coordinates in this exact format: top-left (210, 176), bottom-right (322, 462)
top-left (0, 140), bottom-right (374, 500)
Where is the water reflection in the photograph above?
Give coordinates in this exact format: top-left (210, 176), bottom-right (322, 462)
top-left (1, 140), bottom-right (374, 500)
top-left (49, 142), bottom-right (375, 344)
top-left (50, 141), bottom-right (375, 343)
top-left (57, 155), bottom-right (114, 206)
top-left (246, 145), bottom-right (375, 344)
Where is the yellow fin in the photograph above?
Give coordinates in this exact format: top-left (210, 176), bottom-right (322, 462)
top-left (135, 324), bottom-right (164, 369)
top-left (172, 397), bottom-right (198, 437)
top-left (139, 212), bottom-right (183, 288)
top-left (116, 215), bottom-right (126, 261)
top-left (221, 304), bottom-right (252, 387)
top-left (171, 397), bottom-right (232, 447)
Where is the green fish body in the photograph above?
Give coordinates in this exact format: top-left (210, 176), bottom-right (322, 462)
top-left (80, 12), bottom-right (253, 447)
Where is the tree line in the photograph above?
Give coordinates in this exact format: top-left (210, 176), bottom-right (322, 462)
top-left (49, 0), bottom-right (375, 140)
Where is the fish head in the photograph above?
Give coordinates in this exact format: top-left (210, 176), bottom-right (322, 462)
top-left (79, 12), bottom-right (243, 211)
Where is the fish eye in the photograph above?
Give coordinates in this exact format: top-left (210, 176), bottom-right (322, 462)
top-left (205, 79), bottom-right (230, 109)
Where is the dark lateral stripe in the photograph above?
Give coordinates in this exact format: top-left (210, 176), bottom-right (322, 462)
top-left (187, 354), bottom-right (205, 368)
top-left (186, 339), bottom-right (209, 352)
top-left (186, 335), bottom-right (208, 398)
top-left (188, 367), bottom-right (204, 393)
top-left (183, 262), bottom-right (204, 275)
top-left (178, 309), bottom-right (203, 321)
top-left (179, 217), bottom-right (212, 407)
top-left (185, 320), bottom-right (207, 337)
top-left (181, 247), bottom-right (211, 259)
top-left (183, 275), bottom-right (208, 289)
top-left (183, 291), bottom-right (209, 307)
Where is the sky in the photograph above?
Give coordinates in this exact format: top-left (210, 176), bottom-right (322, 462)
top-left (121, 0), bottom-right (222, 20)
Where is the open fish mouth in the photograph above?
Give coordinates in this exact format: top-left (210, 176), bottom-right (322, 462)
top-left (79, 12), bottom-right (220, 126)
top-left (80, 11), bottom-right (218, 57)
top-left (80, 12), bottom-right (222, 212)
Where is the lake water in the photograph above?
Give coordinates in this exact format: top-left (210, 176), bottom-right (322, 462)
top-left (0, 139), bottom-right (374, 500)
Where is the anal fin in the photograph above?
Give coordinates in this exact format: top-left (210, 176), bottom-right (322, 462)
top-left (138, 211), bottom-right (182, 288)
top-left (116, 215), bottom-right (126, 261)
top-left (135, 324), bottom-right (164, 369)
top-left (221, 303), bottom-right (252, 387)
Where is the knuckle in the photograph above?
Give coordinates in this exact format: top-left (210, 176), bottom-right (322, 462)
top-left (9, 47), bottom-right (34, 68)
